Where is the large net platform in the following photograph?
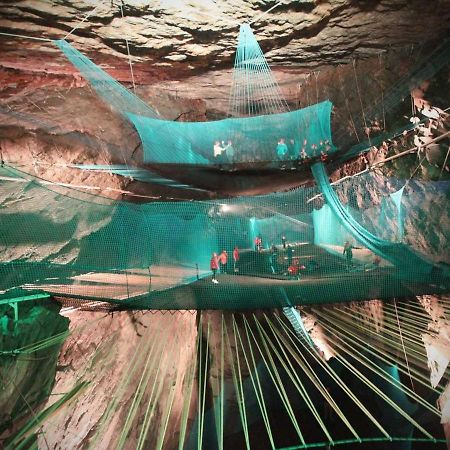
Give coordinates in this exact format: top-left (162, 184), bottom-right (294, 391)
top-left (1, 161), bottom-right (448, 310)
top-left (54, 24), bottom-right (336, 167)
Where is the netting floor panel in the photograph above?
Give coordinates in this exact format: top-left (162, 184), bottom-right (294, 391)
top-left (20, 267), bottom-right (446, 310)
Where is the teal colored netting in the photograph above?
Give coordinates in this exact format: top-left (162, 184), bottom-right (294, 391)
top-left (312, 204), bottom-right (352, 246)
top-left (390, 186), bottom-right (405, 240)
top-left (128, 101), bottom-right (334, 164)
top-left (72, 164), bottom-right (207, 191)
top-left (54, 39), bottom-right (158, 118)
top-left (0, 164), bottom-right (448, 309)
top-left (55, 38), bottom-right (335, 166)
top-left (311, 162), bottom-right (435, 277)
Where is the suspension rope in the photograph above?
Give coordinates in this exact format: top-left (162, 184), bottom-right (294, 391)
top-left (0, 31), bottom-right (53, 42)
top-left (64, 1), bottom-right (106, 40)
top-left (119, 1), bottom-right (136, 94)
top-left (315, 307), bottom-right (437, 392)
top-left (246, 315), bottom-right (306, 445)
top-left (318, 307), bottom-right (434, 386)
top-left (338, 65), bottom-right (360, 142)
top-left (394, 299), bottom-right (416, 393)
top-left (315, 313), bottom-right (439, 416)
top-left (352, 59), bottom-right (371, 145)
top-left (269, 313), bottom-right (370, 439)
top-left (248, 1), bottom-right (285, 26)
top-left (224, 316), bottom-right (250, 449)
top-left (378, 52), bottom-right (387, 131)
top-left (233, 314), bottom-right (275, 449)
top-left (314, 71), bottom-right (320, 104)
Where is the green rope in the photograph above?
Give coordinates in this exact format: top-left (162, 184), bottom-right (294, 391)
top-left (200, 319), bottom-right (210, 449)
top-left (313, 307), bottom-right (440, 393)
top-left (317, 319), bottom-right (441, 418)
top-left (233, 314), bottom-right (275, 449)
top-left (278, 436), bottom-right (445, 450)
top-left (270, 313), bottom-right (383, 439)
top-left (318, 307), bottom-right (434, 384)
top-left (5, 381), bottom-right (89, 450)
top-left (178, 317), bottom-right (199, 450)
top-left (249, 315), bottom-right (306, 446)
top-left (263, 314), bottom-right (347, 442)
top-left (117, 331), bottom-right (166, 449)
top-left (135, 338), bottom-right (169, 450)
top-left (224, 315), bottom-right (250, 450)
top-left (155, 337), bottom-right (180, 450)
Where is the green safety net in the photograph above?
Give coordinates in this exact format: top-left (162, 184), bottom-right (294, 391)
top-left (0, 163), bottom-right (448, 309)
top-left (128, 102), bottom-right (333, 164)
top-left (55, 28), bottom-right (336, 166)
top-left (311, 162), bottom-right (435, 278)
top-left (54, 40), bottom-right (158, 119)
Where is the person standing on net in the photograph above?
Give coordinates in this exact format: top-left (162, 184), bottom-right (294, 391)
top-left (254, 236), bottom-right (261, 252)
top-left (233, 246), bottom-right (240, 273)
top-left (287, 244), bottom-right (294, 267)
top-left (213, 141), bottom-right (224, 162)
top-left (343, 242), bottom-right (353, 271)
top-left (219, 250), bottom-right (228, 274)
top-left (281, 235), bottom-right (286, 249)
top-left (224, 140), bottom-right (235, 164)
top-left (210, 252), bottom-right (219, 283)
top-left (276, 138), bottom-right (288, 161)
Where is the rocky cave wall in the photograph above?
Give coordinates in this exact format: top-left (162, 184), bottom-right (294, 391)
top-left (1, 1), bottom-right (450, 448)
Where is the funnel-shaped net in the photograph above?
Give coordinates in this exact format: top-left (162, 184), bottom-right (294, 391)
top-left (228, 23), bottom-right (289, 117)
top-left (55, 33), bottom-right (335, 166)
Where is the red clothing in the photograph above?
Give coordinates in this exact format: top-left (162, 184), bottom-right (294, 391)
top-left (219, 251), bottom-right (228, 265)
top-left (233, 248), bottom-right (239, 261)
top-left (210, 255), bottom-right (219, 270)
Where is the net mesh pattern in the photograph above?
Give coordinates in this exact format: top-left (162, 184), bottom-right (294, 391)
top-left (1, 164), bottom-right (448, 309)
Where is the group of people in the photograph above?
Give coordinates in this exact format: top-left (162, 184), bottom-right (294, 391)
top-left (270, 240), bottom-right (297, 276)
top-left (213, 140), bottom-right (235, 164)
top-left (210, 247), bottom-right (240, 283)
top-left (277, 138), bottom-right (332, 162)
top-left (212, 137), bottom-right (332, 166)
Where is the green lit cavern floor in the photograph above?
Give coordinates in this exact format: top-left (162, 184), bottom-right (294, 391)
top-left (1, 298), bottom-right (449, 449)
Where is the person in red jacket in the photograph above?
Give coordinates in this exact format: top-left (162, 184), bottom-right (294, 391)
top-left (210, 252), bottom-right (219, 283)
top-left (233, 246), bottom-right (240, 273)
top-left (219, 250), bottom-right (228, 274)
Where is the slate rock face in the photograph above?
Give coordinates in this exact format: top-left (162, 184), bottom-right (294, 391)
top-left (1, 0), bottom-right (450, 84)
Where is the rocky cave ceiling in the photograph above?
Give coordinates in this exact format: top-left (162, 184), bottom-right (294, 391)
top-left (1, 0), bottom-right (450, 97)
top-left (0, 0), bottom-right (449, 199)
